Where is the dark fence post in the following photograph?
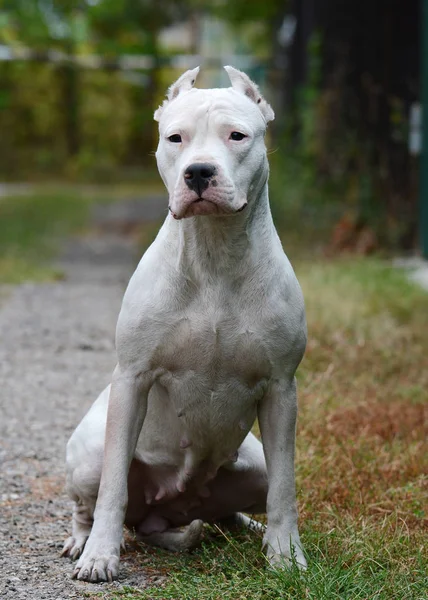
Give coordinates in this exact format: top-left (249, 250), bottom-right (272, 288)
top-left (421, 0), bottom-right (428, 257)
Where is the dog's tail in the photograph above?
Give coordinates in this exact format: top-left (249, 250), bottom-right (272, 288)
top-left (137, 519), bottom-right (204, 552)
top-left (226, 512), bottom-right (266, 534)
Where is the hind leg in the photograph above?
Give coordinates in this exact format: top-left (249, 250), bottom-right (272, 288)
top-left (61, 501), bottom-right (94, 560)
top-left (61, 387), bottom-right (108, 560)
top-left (135, 432), bottom-right (267, 553)
top-left (131, 432), bottom-right (267, 553)
top-left (61, 456), bottom-right (101, 560)
top-left (137, 519), bottom-right (204, 552)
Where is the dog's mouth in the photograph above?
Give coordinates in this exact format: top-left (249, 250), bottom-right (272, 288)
top-left (192, 196), bottom-right (248, 213)
top-left (168, 196), bottom-right (248, 220)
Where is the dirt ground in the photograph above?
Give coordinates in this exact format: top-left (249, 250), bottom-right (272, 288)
top-left (0, 202), bottom-right (165, 598)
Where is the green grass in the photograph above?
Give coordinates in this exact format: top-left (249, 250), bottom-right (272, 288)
top-left (0, 189), bottom-right (99, 283)
top-left (0, 183), bottom-right (162, 283)
top-left (112, 523), bottom-right (426, 600)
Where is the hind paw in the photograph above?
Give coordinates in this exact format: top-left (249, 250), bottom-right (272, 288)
top-left (61, 535), bottom-right (89, 560)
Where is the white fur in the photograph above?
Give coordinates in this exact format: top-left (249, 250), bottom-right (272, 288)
top-left (63, 67), bottom-right (307, 583)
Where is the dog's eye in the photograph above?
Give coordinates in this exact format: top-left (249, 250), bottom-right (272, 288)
top-left (168, 134), bottom-right (182, 143)
top-left (230, 132), bottom-right (247, 141)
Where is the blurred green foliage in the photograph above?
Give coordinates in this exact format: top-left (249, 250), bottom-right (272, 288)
top-left (0, 0), bottom-right (191, 178)
top-left (0, 1), bottom-right (413, 249)
top-left (0, 61), bottom-right (138, 179)
top-left (0, 0), bottom-right (286, 179)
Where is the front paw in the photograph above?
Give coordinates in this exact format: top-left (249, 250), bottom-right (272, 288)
top-left (72, 538), bottom-right (120, 582)
top-left (264, 530), bottom-right (307, 570)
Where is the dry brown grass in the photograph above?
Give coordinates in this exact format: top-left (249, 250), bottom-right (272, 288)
top-left (295, 257), bottom-right (428, 550)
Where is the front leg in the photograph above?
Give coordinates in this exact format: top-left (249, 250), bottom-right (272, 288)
top-left (258, 377), bottom-right (306, 569)
top-left (74, 366), bottom-right (147, 583)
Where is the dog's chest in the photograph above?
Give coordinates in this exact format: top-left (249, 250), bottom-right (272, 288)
top-left (151, 306), bottom-right (272, 385)
top-left (148, 305), bottom-right (273, 433)
top-left (136, 305), bottom-right (272, 466)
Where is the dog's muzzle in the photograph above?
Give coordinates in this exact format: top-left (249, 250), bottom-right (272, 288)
top-left (184, 163), bottom-right (217, 198)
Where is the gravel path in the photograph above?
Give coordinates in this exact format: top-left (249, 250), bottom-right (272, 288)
top-left (0, 201), bottom-right (165, 599)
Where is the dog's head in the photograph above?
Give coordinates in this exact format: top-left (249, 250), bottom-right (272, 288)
top-left (154, 66), bottom-right (274, 220)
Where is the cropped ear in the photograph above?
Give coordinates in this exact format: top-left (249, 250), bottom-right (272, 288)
top-left (154, 67), bottom-right (200, 122)
top-left (224, 65), bottom-right (275, 124)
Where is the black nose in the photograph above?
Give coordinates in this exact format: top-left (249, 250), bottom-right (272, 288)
top-left (184, 163), bottom-right (216, 197)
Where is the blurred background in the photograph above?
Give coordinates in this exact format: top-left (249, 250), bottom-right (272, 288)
top-left (1, 4), bottom-right (427, 598)
top-left (0, 0), bottom-right (426, 257)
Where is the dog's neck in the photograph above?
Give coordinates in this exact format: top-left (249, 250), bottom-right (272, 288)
top-left (163, 184), bottom-right (275, 280)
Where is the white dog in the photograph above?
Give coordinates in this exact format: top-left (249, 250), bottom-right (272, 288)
top-left (62, 66), bottom-right (307, 583)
